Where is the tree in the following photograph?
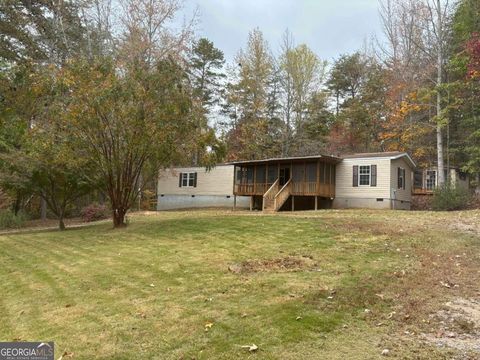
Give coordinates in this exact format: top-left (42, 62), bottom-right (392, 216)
top-left (61, 58), bottom-right (195, 227)
top-left (326, 53), bottom-right (388, 153)
top-left (447, 0), bottom-right (480, 184)
top-left (223, 28), bottom-right (282, 160)
top-left (327, 53), bottom-right (367, 111)
top-left (0, 0), bottom-right (89, 64)
top-left (190, 38), bottom-right (225, 110)
top-left (0, 64), bottom-right (93, 229)
top-left (119, 0), bottom-right (196, 66)
top-left (188, 38), bottom-right (226, 165)
top-left (280, 42), bottom-right (326, 155)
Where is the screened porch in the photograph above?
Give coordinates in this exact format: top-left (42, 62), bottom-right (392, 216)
top-left (232, 156), bottom-right (339, 199)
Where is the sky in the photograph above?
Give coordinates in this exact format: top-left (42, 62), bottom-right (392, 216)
top-left (181, 0), bottom-right (384, 63)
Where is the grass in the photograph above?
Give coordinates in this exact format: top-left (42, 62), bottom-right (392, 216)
top-left (0, 209), bottom-right (479, 359)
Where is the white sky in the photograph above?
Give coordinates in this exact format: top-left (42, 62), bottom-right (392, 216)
top-left (182, 0), bottom-right (384, 63)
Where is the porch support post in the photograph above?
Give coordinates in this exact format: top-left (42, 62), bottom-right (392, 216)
top-left (253, 165), bottom-right (257, 194)
top-left (233, 195), bottom-right (237, 211)
top-left (292, 195), bottom-right (295, 211)
top-left (315, 196), bottom-right (318, 211)
top-left (250, 196), bottom-right (253, 211)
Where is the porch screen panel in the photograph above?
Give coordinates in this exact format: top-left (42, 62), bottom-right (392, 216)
top-left (414, 171), bottom-right (423, 188)
top-left (292, 163), bottom-right (305, 182)
top-left (325, 163), bottom-right (331, 184)
top-left (306, 162), bottom-right (317, 182)
top-left (246, 166), bottom-right (254, 184)
top-left (267, 165), bottom-right (277, 183)
top-left (235, 166), bottom-right (242, 184)
top-left (256, 165), bottom-right (266, 183)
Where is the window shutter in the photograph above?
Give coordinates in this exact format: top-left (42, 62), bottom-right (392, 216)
top-left (193, 172), bottom-right (197, 187)
top-left (398, 167), bottom-right (402, 189)
top-left (403, 169), bottom-right (406, 190)
top-left (353, 165), bottom-right (358, 187)
top-left (371, 165), bottom-right (377, 187)
top-left (178, 173), bottom-right (183, 187)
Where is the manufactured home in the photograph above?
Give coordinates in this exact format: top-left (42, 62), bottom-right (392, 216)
top-left (157, 151), bottom-right (416, 211)
top-left (156, 165), bottom-right (250, 210)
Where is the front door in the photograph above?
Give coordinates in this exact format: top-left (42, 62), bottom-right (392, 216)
top-left (279, 167), bottom-right (290, 186)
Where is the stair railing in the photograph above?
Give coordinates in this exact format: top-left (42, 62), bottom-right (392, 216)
top-left (274, 178), bottom-right (292, 211)
top-left (263, 179), bottom-right (279, 210)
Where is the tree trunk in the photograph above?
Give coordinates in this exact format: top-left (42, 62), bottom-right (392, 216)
top-left (59, 216), bottom-right (65, 231)
top-left (41, 198), bottom-right (47, 221)
top-left (13, 193), bottom-right (22, 216)
top-left (113, 208), bottom-right (127, 228)
top-left (435, 0), bottom-right (445, 187)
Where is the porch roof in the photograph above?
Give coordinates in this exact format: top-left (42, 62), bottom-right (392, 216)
top-left (227, 154), bottom-right (342, 166)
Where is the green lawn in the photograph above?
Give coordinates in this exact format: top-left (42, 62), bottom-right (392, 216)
top-left (0, 210), bottom-right (479, 359)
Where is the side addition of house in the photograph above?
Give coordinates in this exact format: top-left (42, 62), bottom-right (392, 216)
top-left (334, 152), bottom-right (415, 210)
top-left (157, 165), bottom-right (250, 210)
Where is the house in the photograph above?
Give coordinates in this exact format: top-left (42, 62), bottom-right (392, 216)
top-left (156, 165), bottom-right (250, 210)
top-left (413, 166), bottom-right (469, 195)
top-left (232, 151), bottom-right (415, 211)
top-left (157, 151), bottom-right (416, 211)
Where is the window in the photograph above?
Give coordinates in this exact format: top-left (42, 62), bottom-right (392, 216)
top-left (398, 167), bottom-right (405, 190)
top-left (359, 165), bottom-right (371, 186)
top-left (414, 170), bottom-right (423, 188)
top-left (181, 172), bottom-right (195, 187)
top-left (426, 170), bottom-right (436, 190)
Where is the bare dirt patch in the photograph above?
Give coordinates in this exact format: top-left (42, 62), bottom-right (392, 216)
top-left (422, 298), bottom-right (480, 354)
top-left (228, 255), bottom-right (317, 274)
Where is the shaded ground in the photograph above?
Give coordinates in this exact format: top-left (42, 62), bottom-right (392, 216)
top-left (0, 209), bottom-right (479, 359)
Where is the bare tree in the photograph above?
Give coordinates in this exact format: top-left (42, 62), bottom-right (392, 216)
top-left (378, 0), bottom-right (453, 185)
top-left (119, 0), bottom-right (197, 66)
top-left (279, 30), bottom-right (295, 156)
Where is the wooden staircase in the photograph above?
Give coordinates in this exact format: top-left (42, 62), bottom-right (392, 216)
top-left (263, 179), bottom-right (292, 212)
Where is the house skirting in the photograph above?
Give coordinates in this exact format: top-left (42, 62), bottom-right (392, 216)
top-left (157, 194), bottom-right (250, 211)
top-left (333, 197), bottom-right (411, 210)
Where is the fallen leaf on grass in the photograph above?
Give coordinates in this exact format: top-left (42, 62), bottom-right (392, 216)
top-left (57, 351), bottom-right (74, 360)
top-left (204, 322), bottom-right (213, 332)
top-left (136, 312), bottom-right (147, 319)
top-left (387, 311), bottom-right (396, 319)
top-left (240, 344), bottom-right (258, 352)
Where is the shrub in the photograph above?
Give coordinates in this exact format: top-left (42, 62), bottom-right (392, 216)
top-left (0, 210), bottom-right (27, 229)
top-left (432, 185), bottom-right (471, 211)
top-left (80, 203), bottom-right (109, 222)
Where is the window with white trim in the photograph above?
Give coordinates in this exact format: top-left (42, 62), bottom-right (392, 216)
top-left (181, 172), bottom-right (195, 187)
top-left (359, 165), bottom-right (371, 186)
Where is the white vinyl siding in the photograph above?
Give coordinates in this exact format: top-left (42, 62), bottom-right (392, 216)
top-left (390, 158), bottom-right (412, 202)
top-left (158, 165), bottom-right (234, 196)
top-left (336, 158), bottom-right (391, 199)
